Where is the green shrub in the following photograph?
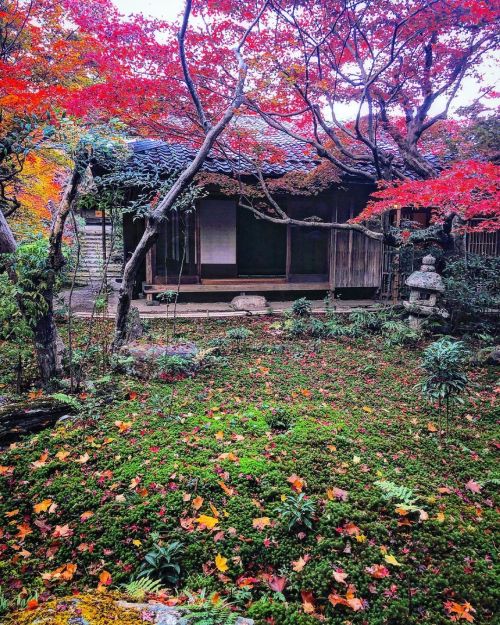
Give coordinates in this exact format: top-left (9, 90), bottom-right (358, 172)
top-left (226, 327), bottom-right (253, 351)
top-left (138, 539), bottom-right (184, 585)
top-left (443, 254), bottom-right (500, 333)
top-left (264, 407), bottom-right (295, 432)
top-left (291, 297), bottom-right (312, 318)
top-left (417, 337), bottom-right (469, 434)
top-left (276, 493), bottom-right (316, 531)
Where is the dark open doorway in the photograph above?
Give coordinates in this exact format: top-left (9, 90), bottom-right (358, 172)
top-left (237, 207), bottom-right (286, 277)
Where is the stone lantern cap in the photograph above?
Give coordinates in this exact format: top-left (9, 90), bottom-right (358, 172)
top-left (405, 255), bottom-right (445, 292)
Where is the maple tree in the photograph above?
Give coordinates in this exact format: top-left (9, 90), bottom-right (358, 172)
top-left (166, 0), bottom-right (499, 242)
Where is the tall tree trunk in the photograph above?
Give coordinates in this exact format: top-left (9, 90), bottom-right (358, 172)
top-left (113, 105), bottom-right (242, 348)
top-left (0, 162), bottom-right (83, 388)
top-left (33, 288), bottom-right (61, 384)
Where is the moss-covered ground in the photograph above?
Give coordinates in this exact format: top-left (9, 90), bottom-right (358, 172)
top-left (0, 317), bottom-right (498, 624)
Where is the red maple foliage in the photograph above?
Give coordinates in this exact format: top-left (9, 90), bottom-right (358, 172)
top-left (359, 160), bottom-right (500, 232)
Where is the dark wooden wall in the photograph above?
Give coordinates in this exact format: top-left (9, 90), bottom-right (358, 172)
top-left (329, 184), bottom-right (382, 289)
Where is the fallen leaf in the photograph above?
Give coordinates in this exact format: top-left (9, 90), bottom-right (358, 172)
top-left (384, 554), bottom-right (402, 567)
top-left (287, 474), bottom-right (305, 493)
top-left (365, 564), bottom-right (390, 579)
top-left (192, 496), bottom-right (204, 510)
top-left (252, 516), bottom-right (271, 531)
top-left (465, 479), bottom-right (482, 494)
top-left (333, 568), bottom-right (348, 584)
top-left (292, 555), bottom-right (310, 572)
top-left (301, 590), bottom-right (316, 614)
top-left (31, 452), bottom-right (49, 469)
top-left (195, 515), bottom-right (219, 530)
top-left (52, 524), bottom-right (73, 539)
top-left (34, 499), bottom-right (53, 514)
top-left (115, 420), bottom-right (132, 433)
top-left (215, 553), bottom-right (228, 572)
top-left (268, 575), bottom-right (287, 593)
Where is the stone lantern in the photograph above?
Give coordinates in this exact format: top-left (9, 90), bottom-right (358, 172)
top-left (404, 255), bottom-right (448, 328)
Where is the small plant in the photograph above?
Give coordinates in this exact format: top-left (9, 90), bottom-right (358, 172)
top-left (138, 540), bottom-right (184, 585)
top-left (226, 327), bottom-right (253, 351)
top-left (375, 480), bottom-right (420, 512)
top-left (157, 290), bottom-right (177, 304)
top-left (109, 352), bottom-right (136, 375)
top-left (381, 320), bottom-right (421, 347)
top-left (180, 594), bottom-right (238, 625)
top-left (122, 576), bottom-right (166, 600)
top-left (285, 318), bottom-right (309, 337)
top-left (264, 407), bottom-right (295, 432)
top-left (276, 492), bottom-right (316, 531)
top-left (157, 354), bottom-right (194, 377)
top-left (0, 588), bottom-right (8, 615)
top-left (417, 337), bottom-right (469, 435)
top-left (291, 297), bottom-right (312, 317)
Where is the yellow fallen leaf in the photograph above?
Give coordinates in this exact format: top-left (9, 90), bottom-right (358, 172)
top-left (55, 450), bottom-right (70, 461)
top-left (427, 422), bottom-right (438, 432)
top-left (252, 517), bottom-right (271, 531)
top-left (436, 511), bottom-right (445, 523)
top-left (384, 554), bottom-right (402, 567)
top-left (195, 515), bottom-right (219, 530)
top-left (215, 430), bottom-right (224, 440)
top-left (215, 553), bottom-right (228, 572)
top-left (33, 499), bottom-right (53, 514)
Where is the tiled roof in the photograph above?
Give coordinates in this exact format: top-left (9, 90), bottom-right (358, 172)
top-left (128, 116), bottom-right (438, 180)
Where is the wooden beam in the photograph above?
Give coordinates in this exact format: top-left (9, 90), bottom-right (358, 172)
top-left (143, 281), bottom-right (331, 294)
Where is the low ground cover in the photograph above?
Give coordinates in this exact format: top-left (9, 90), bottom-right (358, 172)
top-left (0, 317), bottom-right (498, 624)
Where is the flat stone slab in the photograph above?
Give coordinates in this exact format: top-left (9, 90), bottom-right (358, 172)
top-left (117, 601), bottom-right (254, 625)
top-left (231, 295), bottom-right (268, 311)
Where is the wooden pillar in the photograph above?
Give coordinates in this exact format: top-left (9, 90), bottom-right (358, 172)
top-left (286, 224), bottom-right (291, 280)
top-left (145, 246), bottom-right (153, 303)
top-left (391, 207), bottom-right (401, 304)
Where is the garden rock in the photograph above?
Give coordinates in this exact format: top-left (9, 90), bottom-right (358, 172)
top-left (120, 341), bottom-right (199, 378)
top-left (231, 294), bottom-right (268, 311)
top-left (117, 601), bottom-right (254, 625)
top-left (165, 341), bottom-right (199, 358)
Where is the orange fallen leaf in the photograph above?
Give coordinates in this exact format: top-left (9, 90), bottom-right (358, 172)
top-left (252, 517), bottom-right (271, 531)
top-left (192, 496), bottom-right (204, 510)
top-left (34, 499), bottom-right (53, 514)
top-left (16, 523), bottom-right (33, 541)
top-left (115, 420), bottom-right (132, 433)
top-left (31, 452), bottom-right (49, 469)
top-left (287, 474), bottom-right (305, 493)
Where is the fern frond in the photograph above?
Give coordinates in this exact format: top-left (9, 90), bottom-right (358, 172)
top-left (121, 576), bottom-right (165, 600)
top-left (180, 602), bottom-right (239, 625)
top-left (375, 480), bottom-right (418, 507)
